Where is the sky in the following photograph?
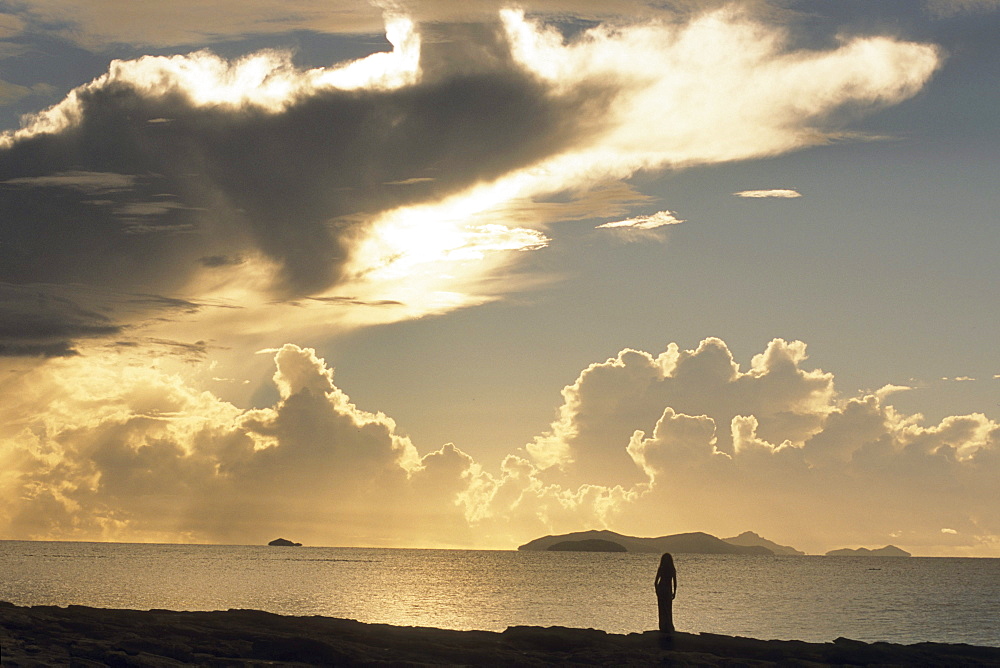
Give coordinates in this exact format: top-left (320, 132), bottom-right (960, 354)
top-left (0, 0), bottom-right (998, 556)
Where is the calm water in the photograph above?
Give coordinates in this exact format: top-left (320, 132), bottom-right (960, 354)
top-left (1, 541), bottom-right (998, 646)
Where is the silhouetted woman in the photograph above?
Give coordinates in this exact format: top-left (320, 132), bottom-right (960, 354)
top-left (654, 552), bottom-right (677, 633)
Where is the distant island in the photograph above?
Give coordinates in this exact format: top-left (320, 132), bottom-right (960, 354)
top-left (722, 531), bottom-right (805, 556)
top-left (825, 545), bottom-right (910, 557)
top-left (267, 538), bottom-right (302, 547)
top-left (547, 539), bottom-right (627, 552)
top-left (519, 530), bottom-right (776, 555)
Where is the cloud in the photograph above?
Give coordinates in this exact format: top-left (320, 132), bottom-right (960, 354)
top-left (0, 80), bottom-right (54, 107)
top-left (924, 0), bottom-right (1000, 17)
top-left (1, 336), bottom-right (997, 555)
top-left (526, 338), bottom-right (836, 485)
top-left (551, 340), bottom-right (1000, 555)
top-left (596, 210), bottom-right (683, 241)
top-left (0, 23), bottom-right (574, 294)
top-left (0, 12), bottom-right (24, 39)
top-left (0, 283), bottom-right (126, 357)
top-left (2, 1), bottom-right (386, 48)
top-left (941, 527), bottom-right (959, 534)
top-left (0, 344), bottom-right (450, 545)
top-left (733, 188), bottom-right (802, 198)
top-left (0, 343), bottom-right (633, 547)
top-left (2, 170), bottom-right (136, 192)
top-left (0, 10), bottom-right (941, 356)
top-left (0, 1), bottom-right (725, 48)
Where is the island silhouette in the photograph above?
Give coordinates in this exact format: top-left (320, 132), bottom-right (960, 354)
top-left (721, 531), bottom-right (805, 556)
top-left (519, 530), bottom-right (782, 555)
top-left (546, 539), bottom-right (627, 552)
top-left (825, 545), bottom-right (911, 557)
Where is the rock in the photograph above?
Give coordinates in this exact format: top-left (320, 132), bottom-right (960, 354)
top-left (267, 538), bottom-right (302, 546)
top-left (2, 602), bottom-right (997, 667)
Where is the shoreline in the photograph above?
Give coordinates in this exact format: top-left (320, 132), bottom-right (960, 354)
top-left (3, 601), bottom-right (999, 666)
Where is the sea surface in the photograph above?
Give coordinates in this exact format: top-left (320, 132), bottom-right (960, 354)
top-left (2, 541), bottom-right (998, 647)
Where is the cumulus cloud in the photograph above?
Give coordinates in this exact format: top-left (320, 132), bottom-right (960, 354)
top-left (530, 338), bottom-right (1000, 556)
top-left (0, 343), bottom-right (636, 547)
top-left (733, 188), bottom-right (802, 198)
top-left (0, 344), bottom-right (457, 545)
top-left (0, 8), bottom-right (941, 356)
top-left (548, 340), bottom-right (1000, 553)
top-left (526, 338), bottom-right (836, 485)
top-left (2, 336), bottom-right (997, 555)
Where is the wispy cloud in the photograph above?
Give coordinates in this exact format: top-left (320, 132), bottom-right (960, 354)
top-left (596, 210), bottom-right (684, 230)
top-left (595, 210), bottom-right (683, 242)
top-left (0, 80), bottom-right (53, 106)
top-left (925, 0), bottom-right (1000, 17)
top-left (733, 189), bottom-right (802, 198)
top-left (2, 170), bottom-right (137, 193)
top-left (0, 1), bottom-right (386, 48)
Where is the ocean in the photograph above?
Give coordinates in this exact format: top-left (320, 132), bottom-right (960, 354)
top-left (1, 541), bottom-right (998, 647)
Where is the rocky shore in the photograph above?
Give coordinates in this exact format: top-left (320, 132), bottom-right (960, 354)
top-left (3, 601), bottom-right (998, 666)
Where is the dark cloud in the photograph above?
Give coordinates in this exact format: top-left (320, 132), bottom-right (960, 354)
top-left (0, 35), bottom-right (602, 294)
top-left (198, 254), bottom-right (244, 267)
top-left (308, 296), bottom-right (405, 307)
top-left (0, 7), bottom-right (940, 357)
top-left (0, 24), bottom-right (611, 355)
top-left (143, 337), bottom-right (210, 362)
top-left (125, 294), bottom-right (202, 313)
top-left (0, 282), bottom-right (212, 357)
top-left (0, 283), bottom-right (122, 357)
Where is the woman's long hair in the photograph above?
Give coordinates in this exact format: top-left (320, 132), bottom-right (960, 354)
top-left (657, 552), bottom-right (675, 577)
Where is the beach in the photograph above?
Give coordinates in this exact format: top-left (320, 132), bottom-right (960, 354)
top-left (3, 601), bottom-right (999, 667)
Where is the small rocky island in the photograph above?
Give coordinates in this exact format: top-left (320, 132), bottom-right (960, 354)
top-left (547, 539), bottom-right (627, 552)
top-left (267, 538), bottom-right (302, 547)
top-left (825, 545), bottom-right (910, 557)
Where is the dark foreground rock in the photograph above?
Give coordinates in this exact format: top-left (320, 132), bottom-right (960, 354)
top-left (2, 601), bottom-right (998, 667)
